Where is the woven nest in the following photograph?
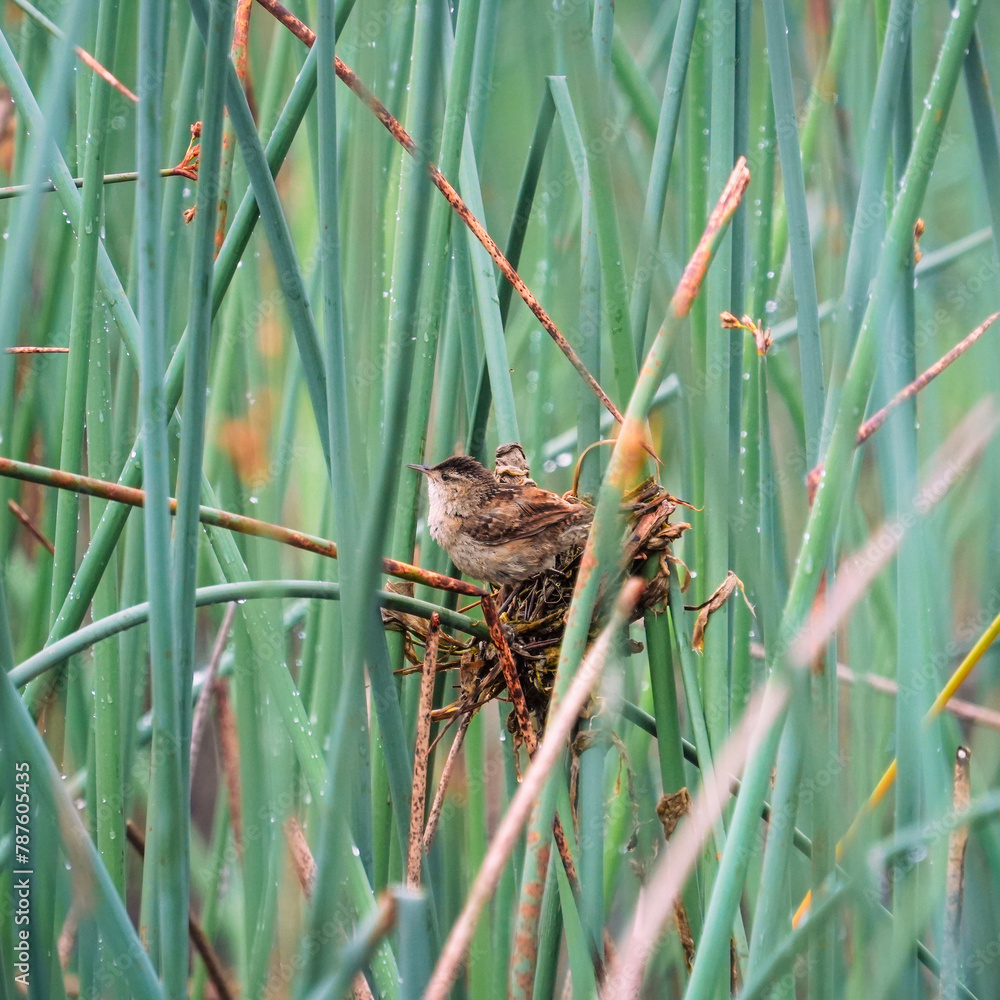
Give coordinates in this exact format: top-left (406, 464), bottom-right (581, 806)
top-left (388, 445), bottom-right (691, 731)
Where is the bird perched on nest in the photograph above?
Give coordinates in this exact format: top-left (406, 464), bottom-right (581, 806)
top-left (408, 455), bottom-right (593, 586)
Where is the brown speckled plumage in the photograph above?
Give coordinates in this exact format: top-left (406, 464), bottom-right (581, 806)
top-left (409, 456), bottom-right (592, 585)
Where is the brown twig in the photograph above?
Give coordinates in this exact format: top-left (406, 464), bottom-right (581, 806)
top-left (215, 0), bottom-right (254, 251)
top-left (940, 746), bottom-right (971, 1000)
top-left (423, 711), bottom-right (473, 854)
top-left (0, 455), bottom-right (487, 597)
top-left (285, 815), bottom-right (317, 897)
top-left (190, 602), bottom-right (238, 781)
top-left (673, 158), bottom-right (752, 318)
top-left (550, 810), bottom-right (583, 900)
top-left (407, 613), bottom-right (440, 888)
top-left (251, 0), bottom-right (627, 433)
top-left (8, 0), bottom-right (138, 102)
top-left (232, 0), bottom-right (253, 88)
top-left (857, 311), bottom-right (999, 445)
top-left (125, 820), bottom-right (235, 1000)
top-left (73, 44), bottom-right (138, 103)
top-left (7, 498), bottom-right (54, 554)
top-left (4, 345), bottom-right (70, 354)
top-left (213, 678), bottom-right (244, 859)
top-left (480, 595), bottom-right (536, 754)
top-left (0, 167), bottom-right (209, 202)
top-left (174, 121), bottom-right (202, 184)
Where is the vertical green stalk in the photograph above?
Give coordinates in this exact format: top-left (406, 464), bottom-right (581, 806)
top-left (173, 0), bottom-right (236, 801)
top-left (167, 0), bottom-right (236, 980)
top-left (746, 713), bottom-right (804, 988)
top-left (563, 0), bottom-right (636, 400)
top-left (630, 0), bottom-right (702, 359)
top-left (577, 719), bottom-right (608, 959)
top-left (509, 785), bottom-right (557, 1000)
top-left (393, 0), bottom-right (481, 540)
top-left (762, 3), bottom-right (831, 997)
top-left (576, 143), bottom-right (602, 489)
top-left (768, 0), bottom-right (867, 288)
top-left (299, 0), bottom-right (365, 980)
top-left (187, 0), bottom-right (332, 469)
top-left (79, 12), bottom-right (127, 996)
top-left (0, 654), bottom-right (165, 1000)
top-left (460, 132), bottom-right (520, 444)
top-left (51, 0), bottom-right (119, 623)
top-left (887, 34), bottom-right (926, 998)
top-left (701, 0), bottom-right (737, 780)
top-left (762, 0), bottom-right (824, 461)
top-left (160, 18), bottom-right (201, 329)
top-left (136, 2), bottom-right (185, 989)
top-left (684, 5), bottom-right (709, 541)
top-left (826, 0), bottom-right (913, 411)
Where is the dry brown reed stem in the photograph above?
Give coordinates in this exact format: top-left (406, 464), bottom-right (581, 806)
top-left (14, 0), bottom-right (140, 105)
top-left (73, 44), bottom-right (137, 103)
top-left (806, 311), bottom-right (1000, 500)
top-left (57, 898), bottom-right (80, 970)
top-left (125, 819), bottom-right (235, 1000)
top-left (940, 746), bottom-right (971, 1000)
top-left (189, 602), bottom-right (237, 781)
top-left (5, 345), bottom-right (70, 353)
top-left (407, 613), bottom-right (440, 888)
top-left (792, 398), bottom-right (999, 667)
top-left (834, 663), bottom-right (1000, 731)
top-left (213, 678), bottom-right (244, 859)
top-left (480, 595), bottom-right (536, 753)
top-left (600, 684), bottom-right (787, 1000)
top-left (232, 0), bottom-right (253, 86)
top-left (856, 311), bottom-right (998, 447)
top-left (423, 579), bottom-right (644, 1000)
top-left (423, 711), bottom-right (473, 854)
top-left (214, 0), bottom-right (254, 250)
top-left (0, 455), bottom-right (486, 598)
top-left (251, 0), bottom-right (629, 434)
top-left (7, 498), bottom-right (54, 554)
top-left (285, 815), bottom-right (317, 897)
top-left (672, 157), bottom-right (752, 318)
top-left (0, 167), bottom-right (209, 202)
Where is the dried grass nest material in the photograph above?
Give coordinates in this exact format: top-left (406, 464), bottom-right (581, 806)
top-left (470, 474), bottom-right (691, 723)
top-left (387, 445), bottom-right (691, 730)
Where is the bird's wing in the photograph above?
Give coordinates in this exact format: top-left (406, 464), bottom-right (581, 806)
top-left (463, 489), bottom-right (592, 546)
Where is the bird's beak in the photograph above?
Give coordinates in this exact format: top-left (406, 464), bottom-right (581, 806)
top-left (407, 463), bottom-right (432, 475)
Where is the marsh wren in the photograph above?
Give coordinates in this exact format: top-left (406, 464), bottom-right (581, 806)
top-left (408, 455), bottom-right (593, 586)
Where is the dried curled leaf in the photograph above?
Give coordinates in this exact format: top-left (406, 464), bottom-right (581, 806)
top-left (720, 310), bottom-right (772, 355)
top-left (382, 580), bottom-right (470, 667)
top-left (656, 787), bottom-right (692, 840)
top-left (687, 570), bottom-right (755, 653)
